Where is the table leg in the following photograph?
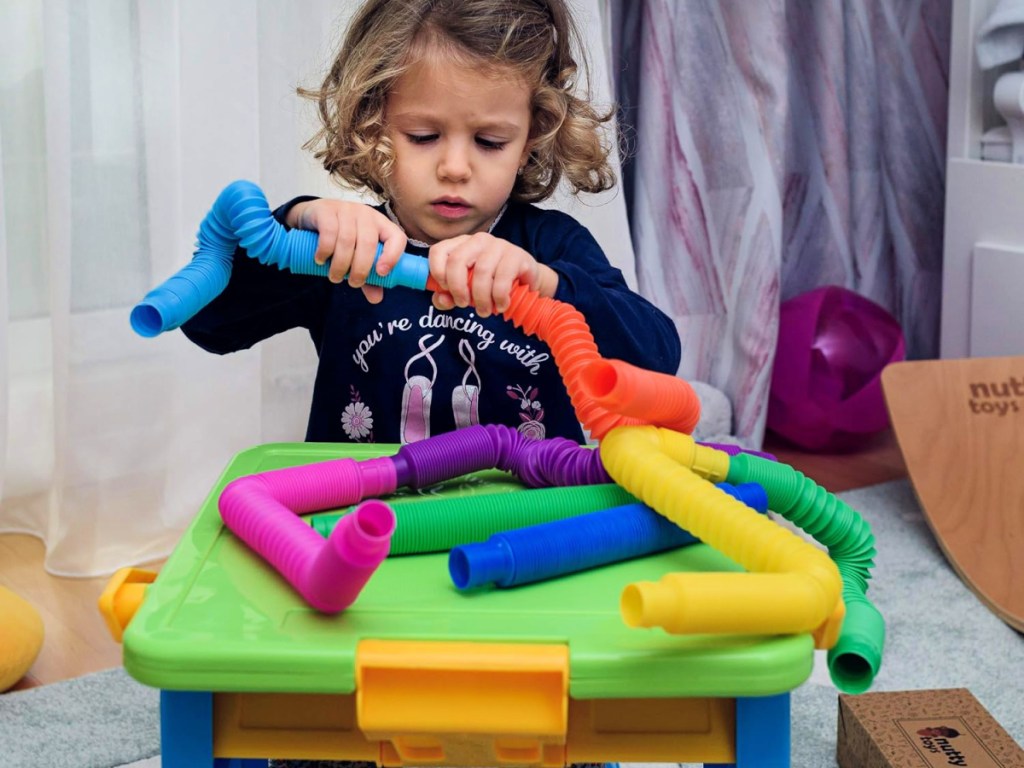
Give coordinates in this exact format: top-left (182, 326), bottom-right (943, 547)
top-left (161, 690), bottom-right (216, 768)
top-left (161, 690), bottom-right (269, 767)
top-left (733, 692), bottom-right (790, 768)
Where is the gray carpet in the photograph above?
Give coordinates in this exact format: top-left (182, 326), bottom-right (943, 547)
top-left (1, 480), bottom-right (1021, 768)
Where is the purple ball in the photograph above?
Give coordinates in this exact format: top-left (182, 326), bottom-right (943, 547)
top-left (768, 286), bottom-right (906, 452)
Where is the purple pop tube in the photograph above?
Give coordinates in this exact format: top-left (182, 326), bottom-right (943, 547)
top-left (395, 424), bottom-right (610, 489)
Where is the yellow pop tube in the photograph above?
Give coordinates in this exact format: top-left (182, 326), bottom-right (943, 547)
top-left (600, 426), bottom-right (843, 640)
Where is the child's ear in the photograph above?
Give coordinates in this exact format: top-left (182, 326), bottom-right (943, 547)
top-left (518, 147), bottom-right (531, 175)
top-left (519, 138), bottom-right (534, 165)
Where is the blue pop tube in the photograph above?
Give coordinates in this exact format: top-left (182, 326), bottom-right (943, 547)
top-left (448, 482), bottom-right (769, 590)
top-left (130, 180), bottom-right (428, 337)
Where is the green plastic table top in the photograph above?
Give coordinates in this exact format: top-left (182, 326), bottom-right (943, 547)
top-left (123, 442), bottom-right (814, 698)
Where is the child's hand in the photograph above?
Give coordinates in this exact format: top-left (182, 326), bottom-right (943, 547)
top-left (286, 199), bottom-right (406, 304)
top-left (428, 233), bottom-right (559, 317)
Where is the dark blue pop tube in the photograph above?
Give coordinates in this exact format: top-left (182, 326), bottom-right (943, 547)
top-left (130, 180), bottom-right (427, 337)
top-left (448, 481), bottom-right (768, 590)
top-left (719, 481), bottom-right (769, 515)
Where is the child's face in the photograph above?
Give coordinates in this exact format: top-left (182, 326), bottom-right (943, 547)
top-left (384, 51), bottom-right (532, 244)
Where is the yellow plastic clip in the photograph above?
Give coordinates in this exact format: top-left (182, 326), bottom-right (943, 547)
top-left (97, 567), bottom-right (157, 643)
top-left (357, 639), bottom-right (569, 766)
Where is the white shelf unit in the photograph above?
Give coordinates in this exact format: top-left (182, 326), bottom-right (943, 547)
top-left (941, 0), bottom-right (1024, 358)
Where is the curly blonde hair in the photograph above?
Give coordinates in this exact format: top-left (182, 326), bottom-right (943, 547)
top-left (299, 0), bottom-right (616, 203)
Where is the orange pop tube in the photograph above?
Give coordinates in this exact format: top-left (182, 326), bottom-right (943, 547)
top-left (428, 275), bottom-right (700, 440)
top-left (599, 426), bottom-right (843, 640)
top-left (579, 358), bottom-right (701, 435)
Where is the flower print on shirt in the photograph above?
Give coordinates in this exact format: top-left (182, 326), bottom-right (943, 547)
top-left (506, 383), bottom-right (545, 440)
top-left (341, 385), bottom-right (374, 441)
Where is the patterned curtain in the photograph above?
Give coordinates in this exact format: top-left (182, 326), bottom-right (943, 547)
top-left (609, 0), bottom-right (951, 445)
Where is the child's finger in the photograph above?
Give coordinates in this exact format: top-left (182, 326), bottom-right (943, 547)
top-left (428, 234), bottom-right (470, 293)
top-left (492, 255), bottom-right (528, 313)
top-left (312, 214), bottom-right (336, 266)
top-left (374, 221), bottom-right (407, 278)
top-left (443, 239), bottom-right (480, 308)
top-left (470, 248), bottom-right (502, 317)
top-left (432, 291), bottom-right (455, 311)
top-left (328, 217), bottom-right (357, 284)
top-left (362, 284), bottom-right (384, 304)
top-left (347, 219), bottom-right (379, 288)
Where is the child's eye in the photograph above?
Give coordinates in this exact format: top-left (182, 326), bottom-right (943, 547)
top-left (476, 137), bottom-right (507, 151)
top-left (406, 134), bottom-right (437, 145)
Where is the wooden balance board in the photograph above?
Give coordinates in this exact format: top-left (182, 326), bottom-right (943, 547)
top-left (882, 356), bottom-right (1023, 632)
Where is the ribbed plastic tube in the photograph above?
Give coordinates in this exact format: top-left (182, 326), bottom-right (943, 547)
top-left (492, 284), bottom-right (700, 439)
top-left (218, 457), bottom-right (397, 613)
top-left (579, 358), bottom-right (700, 435)
top-left (393, 424), bottom-right (610, 489)
top-left (310, 484), bottom-right (639, 553)
top-left (130, 180), bottom-right (426, 337)
top-left (726, 451), bottom-right (884, 694)
top-left (597, 426), bottom-right (843, 640)
top-left (448, 481), bottom-right (769, 589)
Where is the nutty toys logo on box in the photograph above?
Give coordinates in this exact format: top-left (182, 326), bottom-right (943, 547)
top-left (897, 717), bottom-right (1005, 767)
top-left (967, 377), bottom-right (1023, 417)
top-left (916, 726), bottom-right (967, 766)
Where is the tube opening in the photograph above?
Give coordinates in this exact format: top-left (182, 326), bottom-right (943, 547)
top-left (130, 304), bottom-right (163, 337)
top-left (353, 500), bottom-right (396, 539)
top-left (829, 652), bottom-right (875, 694)
top-left (620, 584), bottom-right (644, 626)
top-left (449, 548), bottom-right (471, 590)
top-left (580, 360), bottom-right (617, 399)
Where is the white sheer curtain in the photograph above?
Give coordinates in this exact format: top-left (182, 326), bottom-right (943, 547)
top-left (0, 0), bottom-right (632, 577)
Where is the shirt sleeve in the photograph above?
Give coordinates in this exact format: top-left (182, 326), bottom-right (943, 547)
top-left (180, 196), bottom-right (327, 354)
top-left (540, 212), bottom-right (682, 375)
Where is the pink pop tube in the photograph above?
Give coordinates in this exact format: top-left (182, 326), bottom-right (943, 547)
top-left (218, 457), bottom-right (397, 613)
top-left (305, 500), bottom-right (395, 612)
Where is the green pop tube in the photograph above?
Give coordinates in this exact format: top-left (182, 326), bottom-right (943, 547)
top-left (726, 452), bottom-right (884, 694)
top-left (308, 484), bottom-right (638, 555)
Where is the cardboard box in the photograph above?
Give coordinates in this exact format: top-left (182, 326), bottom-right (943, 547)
top-left (837, 689), bottom-right (1024, 767)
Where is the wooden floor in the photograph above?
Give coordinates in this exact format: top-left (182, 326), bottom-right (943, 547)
top-left (0, 428), bottom-right (907, 693)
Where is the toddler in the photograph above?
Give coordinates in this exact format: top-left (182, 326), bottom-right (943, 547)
top-left (183, 0), bottom-right (680, 450)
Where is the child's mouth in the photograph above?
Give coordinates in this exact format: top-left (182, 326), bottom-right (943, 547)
top-left (432, 201), bottom-right (470, 219)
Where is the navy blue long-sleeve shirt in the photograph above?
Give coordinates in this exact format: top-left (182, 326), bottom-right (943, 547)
top-left (181, 198), bottom-right (681, 444)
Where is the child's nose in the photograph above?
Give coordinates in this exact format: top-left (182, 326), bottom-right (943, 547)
top-left (438, 141), bottom-right (471, 181)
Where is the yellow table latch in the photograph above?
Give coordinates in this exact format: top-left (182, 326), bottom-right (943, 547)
top-left (97, 567), bottom-right (157, 643)
top-left (356, 639), bottom-right (569, 766)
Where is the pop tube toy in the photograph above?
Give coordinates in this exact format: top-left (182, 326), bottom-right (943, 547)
top-left (130, 180), bottom-right (426, 337)
top-left (725, 450), bottom-right (884, 694)
top-left (218, 457), bottom-right (397, 613)
top-left (309, 484), bottom-right (640, 553)
top-left (133, 181), bottom-right (700, 439)
top-left (598, 425), bottom-right (843, 639)
top-left (598, 425), bottom-right (883, 694)
top-left (448, 482), bottom-right (768, 590)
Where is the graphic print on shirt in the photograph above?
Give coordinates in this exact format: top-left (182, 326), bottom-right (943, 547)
top-left (400, 333), bottom-right (444, 444)
top-left (507, 383), bottom-right (545, 439)
top-left (453, 338), bottom-right (481, 430)
top-left (348, 305), bottom-right (554, 443)
top-left (341, 385), bottom-right (374, 442)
